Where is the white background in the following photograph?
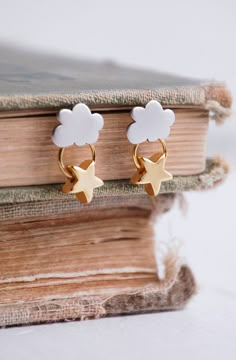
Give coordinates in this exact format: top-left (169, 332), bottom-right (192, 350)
top-left (0, 0), bottom-right (235, 359)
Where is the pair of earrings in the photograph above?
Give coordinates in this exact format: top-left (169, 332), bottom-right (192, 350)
top-left (52, 100), bottom-right (175, 204)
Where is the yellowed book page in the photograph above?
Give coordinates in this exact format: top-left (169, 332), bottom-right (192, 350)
top-left (0, 109), bottom-right (208, 186)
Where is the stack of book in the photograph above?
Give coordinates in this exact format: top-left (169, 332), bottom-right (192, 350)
top-left (0, 45), bottom-right (231, 326)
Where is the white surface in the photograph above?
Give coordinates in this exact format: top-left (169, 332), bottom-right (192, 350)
top-left (0, 0), bottom-right (235, 96)
top-left (1, 288), bottom-right (236, 360)
top-left (52, 103), bottom-right (104, 147)
top-left (0, 0), bottom-right (236, 358)
top-left (127, 100), bottom-right (175, 144)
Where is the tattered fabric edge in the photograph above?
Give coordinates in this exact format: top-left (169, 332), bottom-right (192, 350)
top-left (0, 265), bottom-right (196, 327)
top-left (204, 100), bottom-right (232, 123)
top-left (203, 83), bottom-right (232, 120)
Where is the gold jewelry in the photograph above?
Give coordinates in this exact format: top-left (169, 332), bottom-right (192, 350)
top-left (58, 144), bottom-right (103, 204)
top-left (52, 103), bottom-right (104, 204)
top-left (127, 100), bottom-right (175, 197)
top-left (130, 139), bottom-right (172, 197)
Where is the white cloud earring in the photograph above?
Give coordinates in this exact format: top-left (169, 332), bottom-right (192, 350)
top-left (127, 100), bottom-right (175, 197)
top-left (52, 103), bottom-right (104, 204)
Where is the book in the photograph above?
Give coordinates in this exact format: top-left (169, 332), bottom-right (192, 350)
top-left (0, 158), bottom-right (228, 326)
top-left (0, 193), bottom-right (197, 327)
top-left (0, 45), bottom-right (231, 327)
top-left (0, 45), bottom-right (232, 187)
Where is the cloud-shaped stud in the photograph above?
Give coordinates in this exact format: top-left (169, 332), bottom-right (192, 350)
top-left (127, 100), bottom-right (175, 144)
top-left (52, 103), bottom-right (104, 147)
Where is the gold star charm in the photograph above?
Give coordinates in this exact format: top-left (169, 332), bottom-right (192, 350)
top-left (62, 160), bottom-right (104, 204)
top-left (131, 153), bottom-right (172, 197)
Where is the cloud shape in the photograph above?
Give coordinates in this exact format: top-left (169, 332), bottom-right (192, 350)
top-left (127, 100), bottom-right (175, 144)
top-left (52, 103), bottom-right (104, 147)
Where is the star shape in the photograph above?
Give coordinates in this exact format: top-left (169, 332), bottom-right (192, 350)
top-left (62, 161), bottom-right (104, 203)
top-left (131, 153), bottom-right (172, 196)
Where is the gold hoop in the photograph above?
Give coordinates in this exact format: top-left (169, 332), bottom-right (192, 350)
top-left (132, 139), bottom-right (167, 170)
top-left (58, 144), bottom-right (96, 179)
